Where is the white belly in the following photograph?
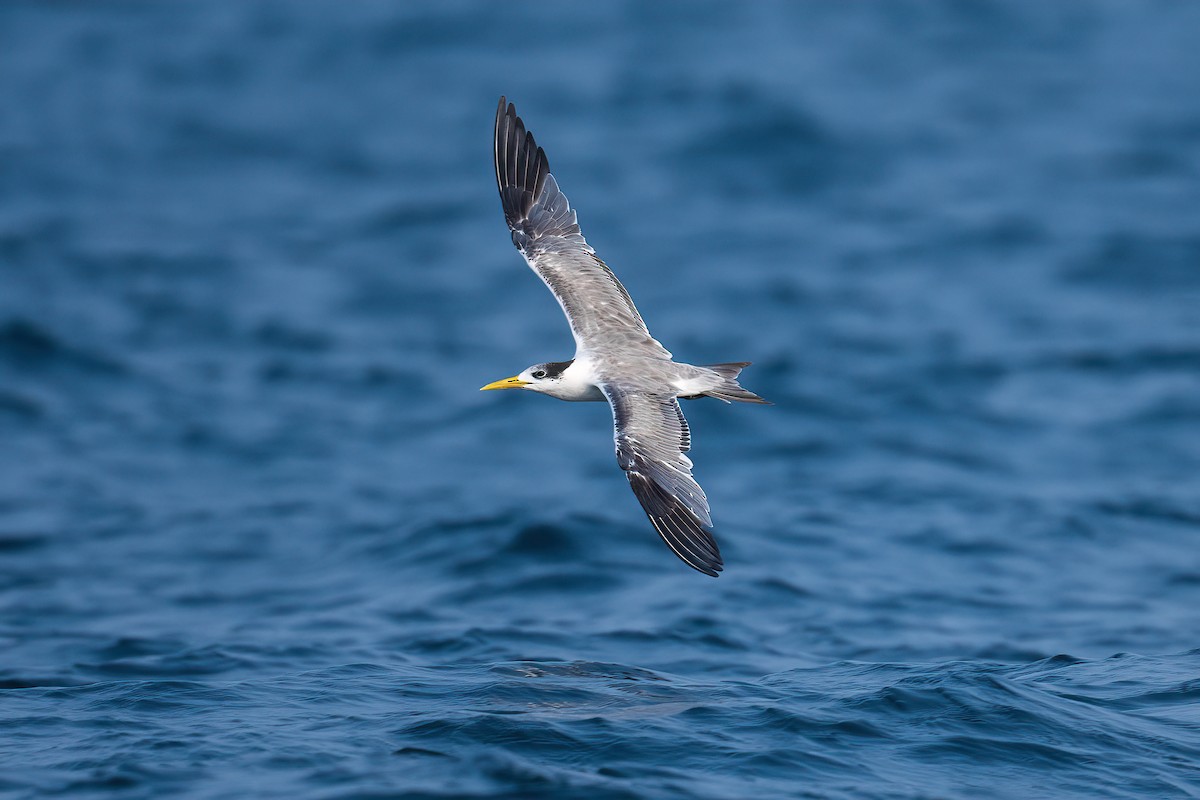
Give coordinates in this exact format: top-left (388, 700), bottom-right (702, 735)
top-left (672, 374), bottom-right (718, 397)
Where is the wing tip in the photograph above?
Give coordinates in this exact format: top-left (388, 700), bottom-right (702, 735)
top-left (493, 97), bottom-right (579, 245)
top-left (689, 549), bottom-right (724, 578)
top-left (654, 516), bottom-right (724, 577)
top-left (629, 471), bottom-right (724, 577)
top-left (494, 96), bottom-right (550, 224)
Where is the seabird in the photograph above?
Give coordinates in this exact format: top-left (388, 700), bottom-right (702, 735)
top-left (481, 97), bottom-right (769, 577)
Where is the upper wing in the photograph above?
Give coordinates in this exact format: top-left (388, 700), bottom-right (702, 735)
top-left (603, 386), bottom-right (724, 577)
top-left (494, 97), bottom-right (669, 358)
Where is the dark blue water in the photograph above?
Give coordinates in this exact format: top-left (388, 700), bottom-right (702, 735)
top-left (3, 3), bottom-right (1200, 798)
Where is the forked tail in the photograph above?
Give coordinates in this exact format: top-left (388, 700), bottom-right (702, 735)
top-left (703, 362), bottom-right (772, 404)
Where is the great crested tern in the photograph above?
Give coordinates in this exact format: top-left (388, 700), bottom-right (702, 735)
top-left (482, 97), bottom-right (769, 577)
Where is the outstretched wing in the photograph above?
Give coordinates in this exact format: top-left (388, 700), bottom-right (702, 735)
top-left (494, 97), bottom-right (669, 358)
top-left (602, 386), bottom-right (723, 577)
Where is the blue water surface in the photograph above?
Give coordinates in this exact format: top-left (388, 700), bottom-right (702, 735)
top-left (2, 2), bottom-right (1200, 798)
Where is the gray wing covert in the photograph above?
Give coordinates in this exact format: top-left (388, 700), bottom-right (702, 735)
top-left (603, 386), bottom-right (724, 577)
top-left (494, 97), bottom-right (668, 356)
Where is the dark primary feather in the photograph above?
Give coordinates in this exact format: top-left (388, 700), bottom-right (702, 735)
top-left (493, 97), bottom-right (667, 355)
top-left (604, 387), bottom-right (723, 577)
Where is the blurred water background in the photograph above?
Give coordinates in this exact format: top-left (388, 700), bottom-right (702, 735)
top-left (2, 2), bottom-right (1200, 798)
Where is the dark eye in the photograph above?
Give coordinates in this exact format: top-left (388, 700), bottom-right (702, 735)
top-left (531, 370), bottom-right (547, 379)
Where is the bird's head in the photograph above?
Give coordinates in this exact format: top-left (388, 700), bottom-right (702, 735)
top-left (480, 361), bottom-right (572, 395)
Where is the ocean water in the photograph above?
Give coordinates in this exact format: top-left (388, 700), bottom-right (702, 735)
top-left (2, 2), bottom-right (1200, 798)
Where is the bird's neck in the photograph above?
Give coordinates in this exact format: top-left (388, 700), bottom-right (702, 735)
top-left (546, 357), bottom-right (606, 402)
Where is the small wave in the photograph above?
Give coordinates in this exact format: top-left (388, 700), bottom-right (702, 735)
top-left (0, 319), bottom-right (126, 375)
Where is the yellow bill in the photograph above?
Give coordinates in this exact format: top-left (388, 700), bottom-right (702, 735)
top-left (480, 375), bottom-right (530, 391)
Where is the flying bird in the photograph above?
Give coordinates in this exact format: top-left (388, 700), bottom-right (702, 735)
top-left (481, 97), bottom-right (769, 577)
